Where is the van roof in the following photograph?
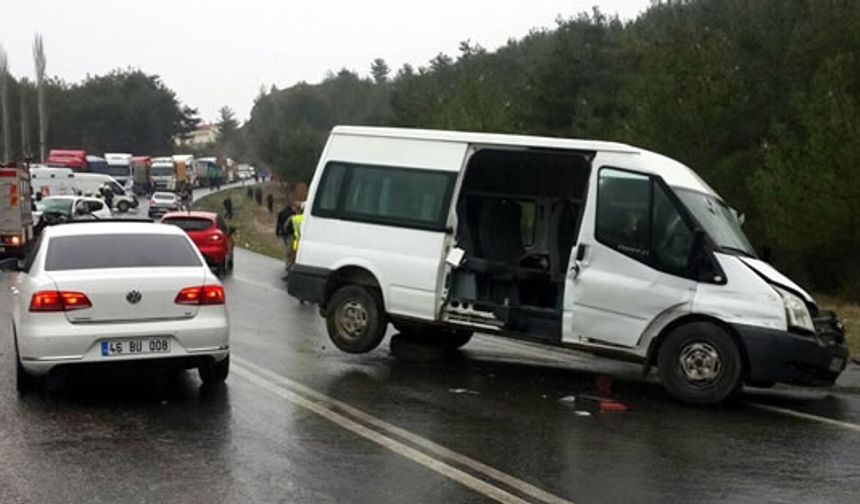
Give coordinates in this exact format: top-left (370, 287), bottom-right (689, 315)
top-left (332, 126), bottom-right (638, 154)
top-left (331, 126), bottom-right (716, 196)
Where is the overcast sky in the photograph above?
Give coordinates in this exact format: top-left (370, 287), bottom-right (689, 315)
top-left (3, 0), bottom-right (650, 123)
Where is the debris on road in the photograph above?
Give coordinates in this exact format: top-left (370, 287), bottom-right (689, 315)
top-left (599, 400), bottom-right (629, 413)
top-left (448, 388), bottom-right (480, 395)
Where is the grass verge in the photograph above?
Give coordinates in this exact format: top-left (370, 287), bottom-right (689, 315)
top-left (193, 183), bottom-right (286, 260)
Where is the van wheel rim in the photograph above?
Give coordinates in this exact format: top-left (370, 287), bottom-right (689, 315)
top-left (337, 301), bottom-right (368, 339)
top-left (678, 342), bottom-right (722, 383)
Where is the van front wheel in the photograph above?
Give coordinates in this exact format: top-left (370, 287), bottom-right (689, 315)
top-left (326, 285), bottom-right (386, 354)
top-left (657, 322), bottom-right (742, 405)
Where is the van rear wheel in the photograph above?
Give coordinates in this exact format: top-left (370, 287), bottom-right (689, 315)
top-left (326, 285), bottom-right (386, 354)
top-left (657, 322), bottom-right (742, 405)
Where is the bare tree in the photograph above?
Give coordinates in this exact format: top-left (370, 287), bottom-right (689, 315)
top-left (20, 81), bottom-right (31, 158)
top-left (34, 34), bottom-right (47, 162)
top-left (0, 45), bottom-right (10, 161)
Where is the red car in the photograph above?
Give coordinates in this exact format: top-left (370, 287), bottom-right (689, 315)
top-left (160, 212), bottom-right (235, 275)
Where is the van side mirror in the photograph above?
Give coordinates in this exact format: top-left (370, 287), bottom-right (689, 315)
top-left (0, 257), bottom-right (22, 272)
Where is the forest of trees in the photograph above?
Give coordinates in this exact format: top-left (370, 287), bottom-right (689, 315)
top-left (0, 0), bottom-right (857, 295)
top-left (230, 0), bottom-right (860, 297)
top-left (0, 69), bottom-right (199, 157)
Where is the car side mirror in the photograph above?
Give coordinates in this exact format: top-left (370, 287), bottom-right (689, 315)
top-left (0, 257), bottom-right (22, 272)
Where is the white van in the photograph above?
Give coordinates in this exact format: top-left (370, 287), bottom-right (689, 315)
top-left (30, 166), bottom-right (77, 198)
top-left (287, 126), bottom-right (849, 405)
top-left (71, 173), bottom-right (138, 212)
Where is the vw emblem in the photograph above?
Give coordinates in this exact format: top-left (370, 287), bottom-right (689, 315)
top-left (126, 290), bottom-right (142, 305)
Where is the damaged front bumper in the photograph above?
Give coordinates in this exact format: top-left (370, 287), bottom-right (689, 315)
top-left (735, 311), bottom-right (849, 386)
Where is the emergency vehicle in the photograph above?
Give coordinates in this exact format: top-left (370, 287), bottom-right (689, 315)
top-left (0, 162), bottom-right (35, 258)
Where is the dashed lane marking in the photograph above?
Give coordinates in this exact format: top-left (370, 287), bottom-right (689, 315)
top-left (233, 355), bottom-right (575, 504)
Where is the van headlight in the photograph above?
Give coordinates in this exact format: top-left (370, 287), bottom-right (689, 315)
top-left (774, 286), bottom-right (815, 333)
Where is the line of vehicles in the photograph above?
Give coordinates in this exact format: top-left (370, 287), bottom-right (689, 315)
top-left (1, 160), bottom-right (235, 273)
top-left (45, 150), bottom-right (256, 195)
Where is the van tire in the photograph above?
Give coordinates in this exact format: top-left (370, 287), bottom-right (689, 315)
top-left (657, 322), bottom-right (742, 405)
top-left (117, 200), bottom-right (130, 213)
top-left (326, 285), bottom-right (387, 354)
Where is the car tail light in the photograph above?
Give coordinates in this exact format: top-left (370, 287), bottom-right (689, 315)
top-left (1, 234), bottom-right (21, 246)
top-left (30, 291), bottom-right (92, 312)
top-left (175, 285), bottom-right (225, 305)
top-left (207, 233), bottom-right (224, 243)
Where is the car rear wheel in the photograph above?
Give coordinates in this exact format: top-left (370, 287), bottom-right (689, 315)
top-left (657, 322), bottom-right (743, 405)
top-left (117, 200), bottom-right (130, 213)
top-left (326, 285), bottom-right (386, 354)
top-left (14, 331), bottom-right (37, 395)
top-left (199, 355), bottom-right (230, 384)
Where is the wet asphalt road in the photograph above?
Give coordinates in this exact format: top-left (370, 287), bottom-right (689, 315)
top-left (3, 206), bottom-right (860, 503)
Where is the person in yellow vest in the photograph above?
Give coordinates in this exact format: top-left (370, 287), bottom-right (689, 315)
top-left (285, 202), bottom-right (305, 273)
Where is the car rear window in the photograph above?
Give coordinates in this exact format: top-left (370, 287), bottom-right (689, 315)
top-left (45, 233), bottom-right (202, 270)
top-left (163, 217), bottom-right (212, 232)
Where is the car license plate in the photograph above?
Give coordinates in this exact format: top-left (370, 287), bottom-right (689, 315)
top-left (829, 357), bottom-right (846, 372)
top-left (101, 338), bottom-right (170, 357)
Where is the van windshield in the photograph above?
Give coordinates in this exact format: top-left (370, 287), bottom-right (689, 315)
top-left (676, 188), bottom-right (756, 257)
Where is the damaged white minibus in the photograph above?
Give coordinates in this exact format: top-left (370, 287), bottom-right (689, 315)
top-left (288, 126), bottom-right (848, 404)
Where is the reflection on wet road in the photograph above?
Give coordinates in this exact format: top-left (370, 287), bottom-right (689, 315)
top-left (1, 247), bottom-right (859, 503)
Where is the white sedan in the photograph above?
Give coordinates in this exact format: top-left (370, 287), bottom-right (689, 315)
top-left (0, 221), bottom-right (230, 393)
top-left (34, 195), bottom-right (113, 226)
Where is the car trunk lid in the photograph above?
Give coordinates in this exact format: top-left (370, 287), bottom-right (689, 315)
top-left (46, 267), bottom-right (206, 323)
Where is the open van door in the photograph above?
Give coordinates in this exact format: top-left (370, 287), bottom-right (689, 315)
top-left (563, 166), bottom-right (698, 348)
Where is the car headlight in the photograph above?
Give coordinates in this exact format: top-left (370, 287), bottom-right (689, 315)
top-left (774, 286), bottom-right (815, 333)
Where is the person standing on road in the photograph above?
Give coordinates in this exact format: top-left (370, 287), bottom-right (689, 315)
top-left (266, 193), bottom-right (274, 213)
top-left (284, 202), bottom-right (304, 278)
top-left (277, 201), bottom-right (296, 280)
top-left (223, 197), bottom-right (234, 220)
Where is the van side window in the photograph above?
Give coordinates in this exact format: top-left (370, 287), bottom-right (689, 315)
top-left (652, 183), bottom-right (694, 272)
top-left (315, 163), bottom-right (347, 212)
top-left (596, 169), bottom-right (651, 259)
top-left (596, 168), bottom-right (695, 275)
top-left (313, 162), bottom-right (456, 231)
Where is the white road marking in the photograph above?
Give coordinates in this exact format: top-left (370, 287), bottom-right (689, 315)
top-left (233, 355), bottom-right (575, 504)
top-left (232, 363), bottom-right (532, 504)
top-left (746, 402), bottom-right (860, 433)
